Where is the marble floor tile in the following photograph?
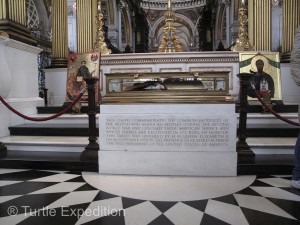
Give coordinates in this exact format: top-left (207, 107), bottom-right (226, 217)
top-left (250, 186), bottom-right (300, 201)
top-left (29, 174), bottom-right (81, 182)
top-left (30, 182), bottom-right (85, 194)
top-left (258, 177), bottom-right (292, 187)
top-left (0, 169), bottom-right (299, 225)
top-left (164, 202), bottom-right (204, 225)
top-left (124, 201), bottom-right (162, 225)
top-left (205, 199), bottom-right (249, 225)
top-left (234, 194), bottom-right (296, 220)
top-left (82, 172), bottom-right (256, 201)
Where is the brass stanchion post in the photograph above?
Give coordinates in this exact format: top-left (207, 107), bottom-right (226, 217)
top-left (237, 73), bottom-right (255, 163)
top-left (80, 77), bottom-right (99, 161)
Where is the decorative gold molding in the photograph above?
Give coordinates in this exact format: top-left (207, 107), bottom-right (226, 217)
top-left (110, 68), bottom-right (153, 73)
top-left (102, 56), bottom-right (239, 65)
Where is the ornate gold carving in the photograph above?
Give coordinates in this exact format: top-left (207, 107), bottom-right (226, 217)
top-left (93, 0), bottom-right (111, 55)
top-left (231, 5), bottom-right (254, 51)
top-left (158, 0), bottom-right (182, 53)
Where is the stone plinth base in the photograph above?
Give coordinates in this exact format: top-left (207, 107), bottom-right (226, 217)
top-left (99, 104), bottom-right (237, 176)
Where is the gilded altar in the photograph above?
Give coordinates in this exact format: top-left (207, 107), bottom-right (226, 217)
top-left (99, 52), bottom-right (240, 103)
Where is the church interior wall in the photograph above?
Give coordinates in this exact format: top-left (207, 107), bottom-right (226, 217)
top-left (0, 0), bottom-right (299, 137)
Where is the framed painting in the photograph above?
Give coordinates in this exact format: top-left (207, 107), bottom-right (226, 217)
top-left (239, 52), bottom-right (282, 100)
top-left (66, 52), bottom-right (101, 103)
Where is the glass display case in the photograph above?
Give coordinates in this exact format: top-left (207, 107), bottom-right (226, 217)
top-left (103, 71), bottom-right (232, 104)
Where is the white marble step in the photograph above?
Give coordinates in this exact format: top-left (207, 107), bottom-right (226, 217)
top-left (22, 114), bottom-right (99, 125)
top-left (21, 113), bottom-right (298, 127)
top-left (0, 136), bottom-right (90, 152)
top-left (247, 137), bottom-right (297, 154)
top-left (238, 113), bottom-right (299, 127)
top-left (0, 135), bottom-right (296, 154)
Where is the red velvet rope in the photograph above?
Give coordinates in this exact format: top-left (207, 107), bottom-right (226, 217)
top-left (253, 89), bottom-right (300, 127)
top-left (0, 89), bottom-right (86, 122)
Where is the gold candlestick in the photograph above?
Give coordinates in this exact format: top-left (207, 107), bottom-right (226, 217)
top-left (231, 2), bottom-right (254, 51)
top-left (158, 0), bottom-right (182, 52)
top-left (93, 0), bottom-right (111, 54)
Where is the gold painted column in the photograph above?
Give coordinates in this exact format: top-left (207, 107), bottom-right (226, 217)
top-left (282, 0), bottom-right (300, 60)
top-left (249, 0), bottom-right (271, 51)
top-left (0, 0), bottom-right (36, 45)
top-left (51, 0), bottom-right (68, 68)
top-left (76, 0), bottom-right (97, 53)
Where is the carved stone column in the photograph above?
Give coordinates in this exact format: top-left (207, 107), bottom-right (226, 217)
top-left (51, 0), bottom-right (68, 68)
top-left (281, 0), bottom-right (300, 61)
top-left (0, 0), bottom-right (36, 46)
top-left (76, 0), bottom-right (97, 53)
top-left (248, 0), bottom-right (272, 51)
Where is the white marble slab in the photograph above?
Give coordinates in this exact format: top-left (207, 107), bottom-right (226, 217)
top-left (99, 151), bottom-right (237, 176)
top-left (99, 113), bottom-right (236, 152)
top-left (99, 103), bottom-right (237, 176)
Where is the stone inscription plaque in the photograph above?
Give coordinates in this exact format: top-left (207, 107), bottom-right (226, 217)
top-left (99, 114), bottom-right (236, 152)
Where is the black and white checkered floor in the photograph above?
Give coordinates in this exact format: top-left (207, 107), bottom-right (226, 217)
top-left (0, 169), bottom-right (300, 225)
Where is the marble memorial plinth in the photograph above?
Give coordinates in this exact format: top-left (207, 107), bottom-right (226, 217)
top-left (99, 104), bottom-right (237, 176)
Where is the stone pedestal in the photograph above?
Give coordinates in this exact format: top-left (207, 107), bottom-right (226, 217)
top-left (43, 68), bottom-right (67, 106)
top-left (99, 104), bottom-right (237, 176)
top-left (0, 36), bottom-right (43, 137)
